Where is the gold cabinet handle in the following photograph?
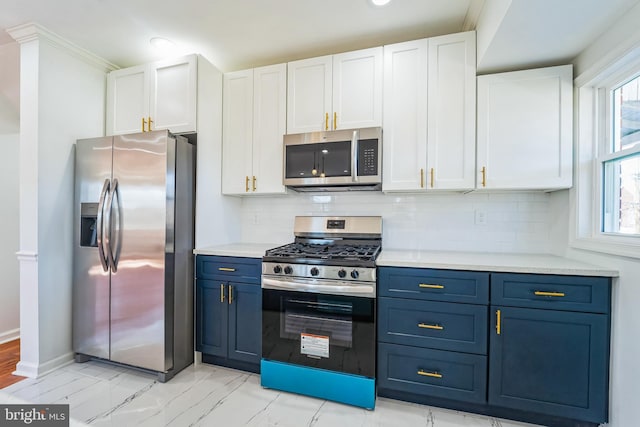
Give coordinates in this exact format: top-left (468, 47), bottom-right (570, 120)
top-left (419, 283), bottom-right (444, 289)
top-left (228, 285), bottom-right (233, 305)
top-left (418, 370), bottom-right (442, 379)
top-left (496, 309), bottom-right (501, 335)
top-left (220, 284), bottom-right (225, 303)
top-left (534, 291), bottom-right (566, 297)
top-left (325, 112), bottom-right (329, 131)
top-left (142, 117), bottom-right (147, 132)
top-left (418, 323), bottom-right (443, 330)
top-left (420, 169), bottom-right (424, 188)
top-left (481, 166), bottom-right (486, 187)
top-left (252, 176), bottom-right (257, 192)
top-left (245, 176), bottom-right (249, 192)
top-left (218, 267), bottom-right (236, 272)
top-left (430, 168), bottom-right (434, 188)
top-left (333, 112), bottom-right (337, 130)
top-left (148, 116), bottom-right (153, 131)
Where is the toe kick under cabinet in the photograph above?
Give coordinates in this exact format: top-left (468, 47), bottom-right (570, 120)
top-left (377, 267), bottom-right (612, 427)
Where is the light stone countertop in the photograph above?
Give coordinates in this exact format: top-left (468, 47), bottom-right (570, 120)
top-left (193, 242), bottom-right (281, 258)
top-left (377, 249), bottom-right (619, 277)
top-left (194, 243), bottom-right (619, 277)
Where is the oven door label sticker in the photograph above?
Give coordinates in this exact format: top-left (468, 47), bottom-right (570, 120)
top-left (300, 333), bottom-right (329, 358)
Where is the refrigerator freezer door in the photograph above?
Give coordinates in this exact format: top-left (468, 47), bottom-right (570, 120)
top-left (73, 136), bottom-right (113, 359)
top-left (110, 131), bottom-right (173, 372)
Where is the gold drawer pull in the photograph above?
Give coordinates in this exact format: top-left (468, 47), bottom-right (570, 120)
top-left (220, 284), bottom-right (225, 303)
top-left (418, 323), bottom-right (443, 330)
top-left (228, 285), bottom-right (233, 304)
top-left (534, 291), bottom-right (565, 297)
top-left (496, 309), bottom-right (501, 335)
top-left (418, 370), bottom-right (442, 379)
top-left (218, 267), bottom-right (236, 272)
top-left (419, 284), bottom-right (444, 289)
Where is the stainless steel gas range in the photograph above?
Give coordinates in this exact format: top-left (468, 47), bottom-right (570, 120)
top-left (260, 216), bottom-right (382, 409)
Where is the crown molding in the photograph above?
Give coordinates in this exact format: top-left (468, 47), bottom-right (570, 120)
top-left (462, 0), bottom-right (486, 31)
top-left (6, 22), bottom-right (119, 72)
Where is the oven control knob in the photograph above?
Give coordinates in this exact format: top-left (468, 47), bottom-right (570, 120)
top-left (338, 269), bottom-right (347, 278)
top-left (310, 267), bottom-right (320, 276)
top-left (284, 266), bottom-right (293, 275)
top-left (350, 270), bottom-right (359, 279)
top-left (273, 265), bottom-right (282, 274)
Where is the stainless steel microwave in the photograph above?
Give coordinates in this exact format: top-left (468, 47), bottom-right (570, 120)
top-left (283, 127), bottom-right (382, 191)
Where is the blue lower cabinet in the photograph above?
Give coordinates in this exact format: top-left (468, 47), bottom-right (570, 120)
top-left (195, 255), bottom-right (261, 373)
top-left (489, 306), bottom-right (609, 424)
top-left (195, 279), bottom-right (228, 357)
top-left (377, 267), bottom-right (612, 427)
top-left (378, 342), bottom-right (487, 404)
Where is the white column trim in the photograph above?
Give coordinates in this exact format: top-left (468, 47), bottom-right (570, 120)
top-left (6, 22), bottom-right (119, 73)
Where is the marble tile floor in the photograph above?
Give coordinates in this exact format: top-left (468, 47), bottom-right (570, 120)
top-left (0, 360), bottom-right (540, 427)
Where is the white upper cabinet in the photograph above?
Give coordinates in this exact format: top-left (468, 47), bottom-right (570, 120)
top-left (222, 64), bottom-right (287, 195)
top-left (287, 47), bottom-right (383, 134)
top-left (383, 31), bottom-right (476, 192)
top-left (382, 39), bottom-right (428, 191)
top-left (107, 54), bottom-right (197, 135)
top-left (476, 65), bottom-right (573, 190)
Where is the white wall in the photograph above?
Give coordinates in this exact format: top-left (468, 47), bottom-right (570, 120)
top-left (0, 133), bottom-right (20, 343)
top-left (240, 191), bottom-right (553, 253)
top-left (9, 24), bottom-right (109, 376)
top-left (0, 42), bottom-right (21, 343)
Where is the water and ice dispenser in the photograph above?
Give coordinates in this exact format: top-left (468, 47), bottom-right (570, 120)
top-left (79, 202), bottom-right (98, 247)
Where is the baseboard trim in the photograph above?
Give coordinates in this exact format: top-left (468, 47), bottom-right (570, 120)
top-left (0, 328), bottom-right (19, 344)
top-left (13, 351), bottom-right (74, 378)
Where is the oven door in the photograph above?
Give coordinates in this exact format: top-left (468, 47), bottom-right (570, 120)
top-left (262, 284), bottom-right (375, 378)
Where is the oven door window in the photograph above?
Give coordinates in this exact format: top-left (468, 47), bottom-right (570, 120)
top-left (285, 141), bottom-right (351, 179)
top-left (262, 289), bottom-right (375, 378)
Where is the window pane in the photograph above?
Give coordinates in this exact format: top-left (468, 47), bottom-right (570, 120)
top-left (612, 75), bottom-right (640, 152)
top-left (603, 152), bottom-right (640, 235)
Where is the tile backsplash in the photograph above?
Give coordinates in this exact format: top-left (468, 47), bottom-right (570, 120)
top-left (239, 191), bottom-right (552, 253)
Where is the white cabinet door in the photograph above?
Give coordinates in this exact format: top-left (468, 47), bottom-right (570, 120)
top-left (252, 64), bottom-right (286, 194)
top-left (287, 56), bottom-right (332, 133)
top-left (222, 69), bottom-right (254, 195)
top-left (477, 65), bottom-right (573, 190)
top-left (150, 55), bottom-right (197, 134)
top-left (382, 39), bottom-right (428, 191)
top-left (106, 55), bottom-right (198, 136)
top-left (106, 64), bottom-right (149, 135)
top-left (427, 31), bottom-right (476, 190)
top-left (332, 47), bottom-right (383, 130)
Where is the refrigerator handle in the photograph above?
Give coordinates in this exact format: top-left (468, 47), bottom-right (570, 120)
top-left (105, 178), bottom-right (121, 273)
top-left (96, 179), bottom-right (110, 272)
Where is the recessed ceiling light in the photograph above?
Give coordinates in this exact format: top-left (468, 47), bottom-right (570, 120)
top-left (150, 37), bottom-right (176, 52)
top-left (371, 0), bottom-right (391, 6)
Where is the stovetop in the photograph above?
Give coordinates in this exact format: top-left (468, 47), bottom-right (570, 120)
top-left (263, 240), bottom-right (381, 267)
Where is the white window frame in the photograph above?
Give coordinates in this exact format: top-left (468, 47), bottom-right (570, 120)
top-left (572, 48), bottom-right (640, 259)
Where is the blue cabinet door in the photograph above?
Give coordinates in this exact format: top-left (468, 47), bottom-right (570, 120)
top-left (195, 279), bottom-right (229, 357)
top-left (489, 306), bottom-right (609, 424)
top-left (228, 281), bottom-right (262, 364)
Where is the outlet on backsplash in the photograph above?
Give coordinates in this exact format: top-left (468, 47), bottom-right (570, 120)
top-left (474, 209), bottom-right (487, 225)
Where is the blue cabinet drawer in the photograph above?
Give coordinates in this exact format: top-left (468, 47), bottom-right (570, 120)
top-left (378, 267), bottom-right (489, 304)
top-left (196, 255), bottom-right (261, 281)
top-left (491, 273), bottom-right (611, 313)
top-left (378, 342), bottom-right (487, 404)
top-left (379, 297), bottom-right (487, 354)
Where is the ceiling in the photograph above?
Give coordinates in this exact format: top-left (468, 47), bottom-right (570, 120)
top-left (0, 0), bottom-right (639, 73)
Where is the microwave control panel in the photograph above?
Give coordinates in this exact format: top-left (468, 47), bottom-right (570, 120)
top-left (358, 139), bottom-right (379, 176)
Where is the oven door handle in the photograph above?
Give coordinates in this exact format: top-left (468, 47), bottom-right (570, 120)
top-left (261, 276), bottom-right (375, 298)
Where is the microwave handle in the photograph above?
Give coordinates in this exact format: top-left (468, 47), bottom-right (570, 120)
top-left (351, 130), bottom-right (359, 182)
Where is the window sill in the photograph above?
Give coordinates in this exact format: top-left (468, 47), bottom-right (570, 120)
top-left (570, 236), bottom-right (640, 260)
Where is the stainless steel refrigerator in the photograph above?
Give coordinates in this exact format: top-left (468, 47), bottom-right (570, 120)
top-left (73, 130), bottom-right (194, 382)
